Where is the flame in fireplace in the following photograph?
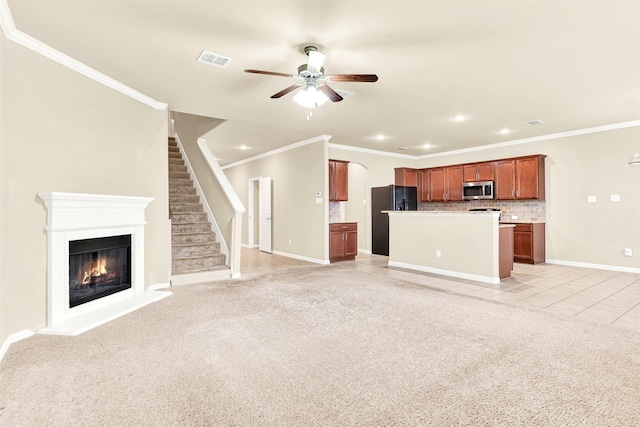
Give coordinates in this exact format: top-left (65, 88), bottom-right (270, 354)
top-left (81, 256), bottom-right (108, 285)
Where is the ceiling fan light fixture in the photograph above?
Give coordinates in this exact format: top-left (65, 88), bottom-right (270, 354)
top-left (306, 50), bottom-right (326, 74)
top-left (293, 86), bottom-right (329, 109)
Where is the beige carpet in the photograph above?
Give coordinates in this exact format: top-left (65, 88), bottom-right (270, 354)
top-left (1, 264), bottom-right (639, 426)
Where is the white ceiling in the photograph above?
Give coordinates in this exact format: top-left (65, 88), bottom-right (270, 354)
top-left (8, 0), bottom-right (640, 166)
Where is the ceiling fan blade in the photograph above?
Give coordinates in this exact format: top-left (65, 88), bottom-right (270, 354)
top-left (319, 84), bottom-right (343, 102)
top-left (325, 74), bottom-right (378, 83)
top-left (245, 69), bottom-right (296, 78)
top-left (271, 83), bottom-right (303, 99)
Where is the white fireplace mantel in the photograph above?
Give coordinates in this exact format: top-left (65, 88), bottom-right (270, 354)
top-left (38, 192), bottom-right (171, 336)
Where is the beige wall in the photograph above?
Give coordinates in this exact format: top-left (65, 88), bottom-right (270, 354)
top-left (0, 41), bottom-right (170, 343)
top-left (224, 139), bottom-right (327, 262)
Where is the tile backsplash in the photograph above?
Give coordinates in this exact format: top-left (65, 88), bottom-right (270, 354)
top-left (418, 200), bottom-right (546, 222)
top-left (329, 201), bottom-right (344, 222)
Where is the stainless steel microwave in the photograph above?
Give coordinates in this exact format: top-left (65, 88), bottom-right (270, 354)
top-left (462, 181), bottom-right (494, 200)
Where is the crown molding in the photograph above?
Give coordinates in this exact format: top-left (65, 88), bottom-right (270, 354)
top-left (0, 0), bottom-right (167, 111)
top-left (328, 143), bottom-right (417, 159)
top-left (222, 135), bottom-right (331, 170)
top-left (416, 120), bottom-right (640, 160)
top-left (331, 120), bottom-right (640, 161)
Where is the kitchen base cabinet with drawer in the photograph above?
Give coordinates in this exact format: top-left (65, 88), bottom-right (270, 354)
top-left (510, 222), bottom-right (545, 264)
top-left (329, 222), bottom-right (358, 262)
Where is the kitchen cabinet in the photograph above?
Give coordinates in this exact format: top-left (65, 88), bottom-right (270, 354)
top-left (508, 222), bottom-right (545, 264)
top-left (418, 169), bottom-right (430, 202)
top-left (516, 156), bottom-right (545, 200)
top-left (463, 162), bottom-right (494, 182)
top-left (494, 160), bottom-right (516, 200)
top-left (329, 159), bottom-right (349, 201)
top-left (494, 155), bottom-right (545, 200)
top-left (394, 168), bottom-right (418, 187)
top-left (428, 168), bottom-right (446, 201)
top-left (499, 225), bottom-right (515, 279)
top-left (329, 222), bottom-right (358, 262)
top-left (425, 166), bottom-right (463, 201)
top-left (445, 166), bottom-right (464, 201)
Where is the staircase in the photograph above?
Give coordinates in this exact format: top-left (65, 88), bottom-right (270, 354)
top-left (169, 137), bottom-right (228, 284)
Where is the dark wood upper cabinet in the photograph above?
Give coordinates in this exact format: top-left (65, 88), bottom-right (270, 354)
top-left (429, 168), bottom-right (446, 202)
top-left (494, 155), bottom-right (545, 200)
top-left (463, 162), bottom-right (495, 182)
top-left (445, 166), bottom-right (463, 201)
top-left (418, 169), bottom-right (430, 202)
top-left (515, 156), bottom-right (545, 200)
top-left (411, 154), bottom-right (545, 202)
top-left (494, 160), bottom-right (516, 200)
top-left (329, 159), bottom-right (349, 201)
top-left (394, 168), bottom-right (418, 187)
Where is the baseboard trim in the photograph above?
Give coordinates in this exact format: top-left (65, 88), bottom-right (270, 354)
top-left (388, 260), bottom-right (500, 284)
top-left (148, 282), bottom-right (171, 291)
top-left (271, 250), bottom-right (329, 265)
top-left (0, 329), bottom-right (35, 365)
top-left (545, 259), bottom-right (640, 274)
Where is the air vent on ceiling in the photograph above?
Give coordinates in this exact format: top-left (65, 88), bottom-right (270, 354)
top-left (395, 147), bottom-right (409, 151)
top-left (334, 89), bottom-right (354, 99)
top-left (525, 120), bottom-right (545, 126)
top-left (197, 50), bottom-right (232, 68)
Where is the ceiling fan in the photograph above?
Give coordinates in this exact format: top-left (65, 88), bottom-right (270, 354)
top-left (245, 46), bottom-right (378, 109)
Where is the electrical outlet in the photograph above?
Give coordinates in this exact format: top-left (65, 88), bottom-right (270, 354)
top-left (288, 240), bottom-right (292, 246)
top-left (624, 248), bottom-right (632, 256)
top-left (511, 215), bottom-right (518, 220)
top-left (436, 250), bottom-right (441, 258)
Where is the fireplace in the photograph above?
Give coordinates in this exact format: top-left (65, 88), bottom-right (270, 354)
top-left (69, 235), bottom-right (132, 308)
top-left (38, 192), bottom-right (171, 335)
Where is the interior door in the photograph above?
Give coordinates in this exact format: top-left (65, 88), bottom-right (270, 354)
top-left (259, 176), bottom-right (272, 253)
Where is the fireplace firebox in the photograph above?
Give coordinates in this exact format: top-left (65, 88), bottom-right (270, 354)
top-left (69, 235), bottom-right (132, 308)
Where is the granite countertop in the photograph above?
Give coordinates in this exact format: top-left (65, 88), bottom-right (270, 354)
top-left (500, 220), bottom-right (546, 224)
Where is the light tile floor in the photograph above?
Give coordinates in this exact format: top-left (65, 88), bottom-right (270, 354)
top-left (240, 248), bottom-right (640, 333)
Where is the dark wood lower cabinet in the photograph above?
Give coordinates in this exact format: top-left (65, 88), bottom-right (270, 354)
top-left (499, 225), bottom-right (514, 279)
top-left (329, 222), bottom-right (357, 262)
top-left (511, 222), bottom-right (545, 264)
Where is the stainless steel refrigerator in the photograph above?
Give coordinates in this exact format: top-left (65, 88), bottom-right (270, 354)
top-left (371, 185), bottom-right (418, 256)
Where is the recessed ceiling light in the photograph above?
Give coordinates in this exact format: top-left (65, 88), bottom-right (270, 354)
top-left (499, 129), bottom-right (511, 135)
top-left (239, 145), bottom-right (249, 150)
top-left (452, 115), bottom-right (467, 122)
top-left (375, 134), bottom-right (385, 141)
top-left (423, 144), bottom-right (432, 149)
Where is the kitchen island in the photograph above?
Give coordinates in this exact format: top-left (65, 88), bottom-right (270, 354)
top-left (385, 210), bottom-right (513, 284)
